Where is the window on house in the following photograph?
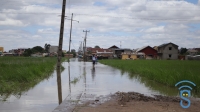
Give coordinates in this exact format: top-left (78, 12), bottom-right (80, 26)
top-left (169, 54), bottom-right (172, 58)
top-left (169, 47), bottom-right (172, 50)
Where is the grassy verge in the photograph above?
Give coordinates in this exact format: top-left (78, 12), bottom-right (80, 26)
top-left (100, 60), bottom-right (200, 92)
top-left (0, 57), bottom-right (66, 98)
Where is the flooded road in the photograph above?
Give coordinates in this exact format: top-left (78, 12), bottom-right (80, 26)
top-left (0, 58), bottom-right (179, 112)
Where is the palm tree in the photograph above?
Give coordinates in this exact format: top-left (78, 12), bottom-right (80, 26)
top-left (44, 43), bottom-right (51, 53)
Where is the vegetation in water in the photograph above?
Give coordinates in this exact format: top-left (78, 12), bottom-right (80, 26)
top-left (0, 57), bottom-right (66, 100)
top-left (100, 59), bottom-right (200, 94)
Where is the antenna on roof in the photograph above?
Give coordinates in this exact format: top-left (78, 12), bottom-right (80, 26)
top-left (120, 41), bottom-right (121, 48)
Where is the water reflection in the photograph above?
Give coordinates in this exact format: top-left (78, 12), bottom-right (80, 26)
top-left (127, 73), bottom-right (200, 97)
top-left (91, 68), bottom-right (96, 81)
top-left (83, 63), bottom-right (86, 94)
top-left (56, 67), bottom-right (62, 105)
top-left (1, 58), bottom-right (199, 112)
top-left (68, 63), bottom-right (71, 100)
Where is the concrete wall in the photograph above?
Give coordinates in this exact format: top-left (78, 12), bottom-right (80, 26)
top-left (49, 46), bottom-right (58, 53)
top-left (130, 55), bottom-right (137, 60)
top-left (0, 47), bottom-right (4, 52)
top-left (162, 44), bottom-right (178, 59)
top-left (122, 54), bottom-right (129, 60)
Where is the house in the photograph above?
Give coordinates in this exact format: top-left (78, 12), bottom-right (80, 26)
top-left (0, 47), bottom-right (4, 54)
top-left (9, 48), bottom-right (28, 56)
top-left (18, 48), bottom-right (28, 56)
top-left (49, 46), bottom-right (58, 53)
top-left (84, 47), bottom-right (92, 52)
top-left (3, 53), bottom-right (14, 56)
top-left (153, 46), bottom-right (158, 51)
top-left (49, 52), bottom-right (57, 57)
top-left (157, 42), bottom-right (179, 60)
top-left (194, 48), bottom-right (200, 54)
top-left (0, 47), bottom-right (3, 56)
top-left (108, 45), bottom-right (120, 57)
top-left (65, 54), bottom-right (73, 58)
top-left (62, 50), bottom-right (67, 54)
top-left (121, 52), bottom-right (145, 60)
top-left (187, 49), bottom-right (198, 56)
top-left (87, 48), bottom-right (113, 59)
top-left (9, 49), bottom-right (18, 55)
top-left (114, 48), bottom-right (132, 58)
top-left (108, 45), bottom-right (119, 50)
top-left (88, 48), bottom-right (113, 57)
top-left (186, 55), bottom-right (200, 60)
top-left (134, 46), bottom-right (157, 59)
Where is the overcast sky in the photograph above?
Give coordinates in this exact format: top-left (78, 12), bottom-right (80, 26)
top-left (0, 0), bottom-right (200, 51)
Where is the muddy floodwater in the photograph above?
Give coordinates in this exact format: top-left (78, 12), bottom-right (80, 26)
top-left (0, 58), bottom-right (185, 112)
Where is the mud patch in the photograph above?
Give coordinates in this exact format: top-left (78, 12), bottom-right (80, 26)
top-left (76, 92), bottom-right (200, 112)
top-left (116, 91), bottom-right (181, 105)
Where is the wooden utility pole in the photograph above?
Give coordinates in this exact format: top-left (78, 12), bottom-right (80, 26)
top-left (67, 13), bottom-right (79, 62)
top-left (56, 68), bottom-right (62, 104)
top-left (83, 30), bottom-right (90, 61)
top-left (68, 13), bottom-right (73, 57)
top-left (57, 0), bottom-right (67, 68)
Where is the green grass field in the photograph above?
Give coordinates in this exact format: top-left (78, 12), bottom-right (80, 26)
top-left (0, 57), bottom-right (65, 96)
top-left (100, 60), bottom-right (200, 92)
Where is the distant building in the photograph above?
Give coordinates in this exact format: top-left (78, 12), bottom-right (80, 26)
top-left (3, 53), bottom-right (14, 56)
top-left (49, 46), bottom-right (58, 53)
top-left (65, 54), bottom-right (73, 58)
top-left (157, 42), bottom-right (179, 60)
top-left (0, 47), bottom-right (4, 55)
top-left (87, 48), bottom-right (113, 58)
top-left (18, 48), bottom-right (28, 56)
top-left (121, 52), bottom-right (145, 60)
top-left (114, 48), bottom-right (132, 58)
top-left (134, 46), bottom-right (157, 59)
top-left (0, 47), bottom-right (4, 52)
top-left (31, 53), bottom-right (43, 57)
top-left (153, 46), bottom-right (158, 51)
top-left (194, 48), bottom-right (200, 54)
top-left (108, 45), bottom-right (120, 55)
top-left (8, 48), bottom-right (28, 56)
top-left (187, 49), bottom-right (198, 56)
top-left (62, 50), bottom-right (67, 54)
top-left (9, 49), bottom-right (18, 55)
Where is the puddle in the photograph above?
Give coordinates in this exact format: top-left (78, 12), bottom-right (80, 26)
top-left (0, 58), bottom-right (197, 112)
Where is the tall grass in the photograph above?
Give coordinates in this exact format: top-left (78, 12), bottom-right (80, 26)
top-left (0, 57), bottom-right (65, 96)
top-left (100, 60), bottom-right (200, 92)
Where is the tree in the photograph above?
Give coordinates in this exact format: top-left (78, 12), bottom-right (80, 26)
top-left (23, 48), bottom-right (32, 57)
top-left (94, 45), bottom-right (100, 48)
top-left (44, 43), bottom-right (51, 53)
top-left (179, 48), bottom-right (188, 55)
top-left (72, 52), bottom-right (76, 57)
top-left (32, 46), bottom-right (44, 53)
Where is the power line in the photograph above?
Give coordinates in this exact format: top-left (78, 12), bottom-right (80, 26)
top-left (74, 13), bottom-right (200, 21)
top-left (0, 11), bottom-right (199, 21)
